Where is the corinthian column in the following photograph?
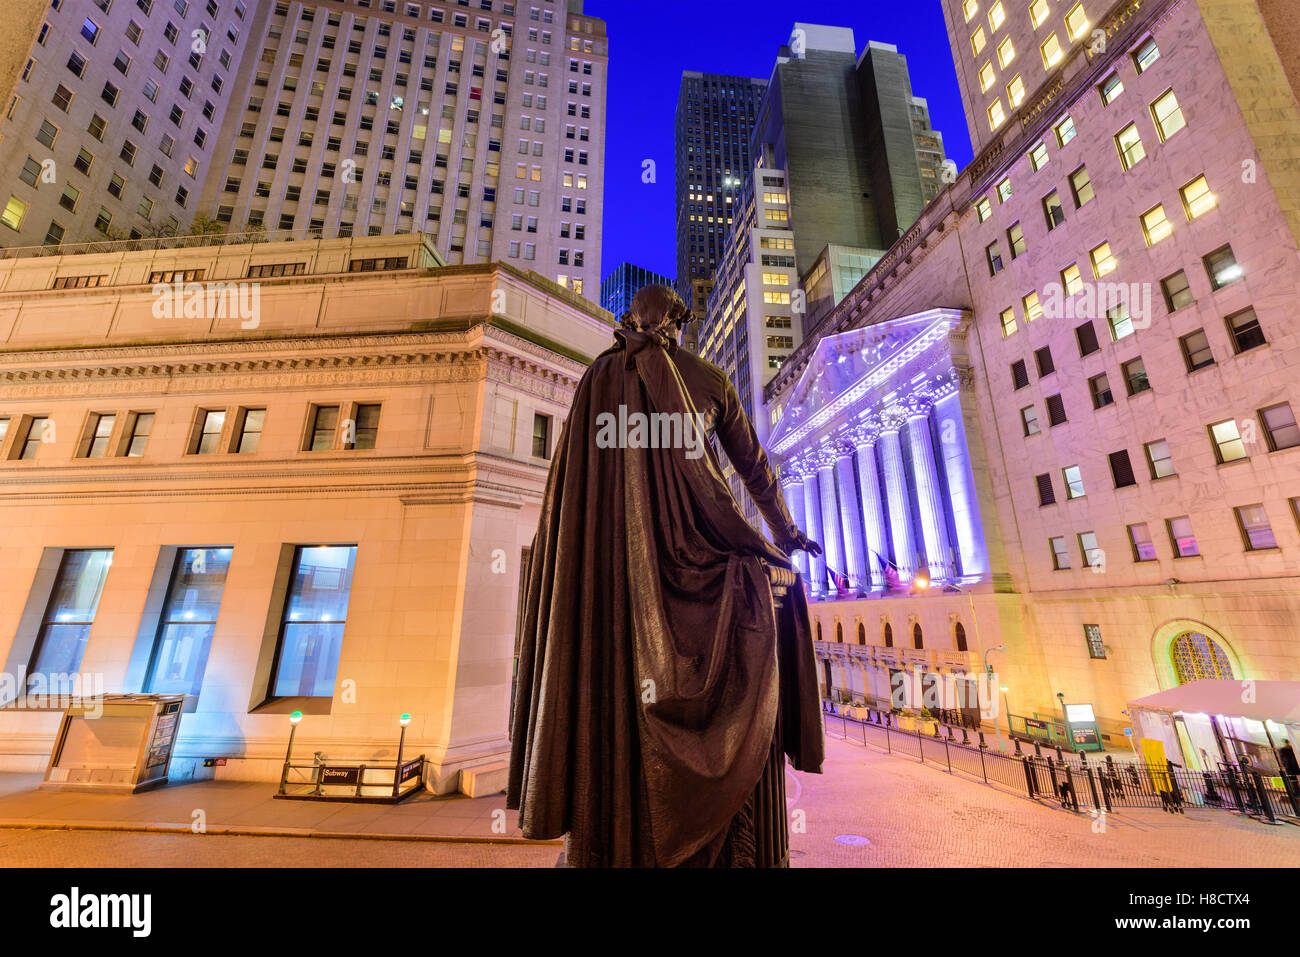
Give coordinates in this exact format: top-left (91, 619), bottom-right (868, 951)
top-left (879, 407), bottom-right (917, 580)
top-left (834, 442), bottom-right (868, 595)
top-left (816, 450), bottom-right (846, 594)
top-left (906, 395), bottom-right (953, 583)
top-left (935, 369), bottom-right (988, 579)
top-left (851, 419), bottom-right (889, 590)
top-left (801, 461), bottom-right (826, 598)
top-left (780, 468), bottom-right (810, 581)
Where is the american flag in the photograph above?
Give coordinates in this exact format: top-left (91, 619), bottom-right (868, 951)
top-left (872, 550), bottom-right (904, 590)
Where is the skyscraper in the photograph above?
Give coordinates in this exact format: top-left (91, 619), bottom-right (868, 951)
top-left (673, 71), bottom-right (766, 324)
top-left (599, 260), bottom-right (671, 319)
top-left (0, 0), bottom-right (608, 302)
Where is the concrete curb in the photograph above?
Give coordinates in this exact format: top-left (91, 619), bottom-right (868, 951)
top-left (0, 819), bottom-right (563, 846)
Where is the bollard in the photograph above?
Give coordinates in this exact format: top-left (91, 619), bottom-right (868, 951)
top-left (1013, 737), bottom-right (1023, 756)
top-left (1022, 755), bottom-right (1036, 798)
top-left (961, 727), bottom-right (970, 746)
top-left (978, 730), bottom-right (986, 749)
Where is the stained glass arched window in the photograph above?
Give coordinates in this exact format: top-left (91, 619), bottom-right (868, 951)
top-left (1171, 631), bottom-right (1234, 684)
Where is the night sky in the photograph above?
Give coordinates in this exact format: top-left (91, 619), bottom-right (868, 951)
top-left (592, 0), bottom-right (975, 282)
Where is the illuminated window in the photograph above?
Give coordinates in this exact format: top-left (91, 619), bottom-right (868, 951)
top-left (1007, 74), bottom-right (1025, 107)
top-left (1000, 306), bottom-right (1018, 336)
top-left (1180, 175), bottom-right (1215, 219)
top-left (145, 547), bottom-right (233, 695)
top-left (1054, 115), bottom-right (1076, 146)
top-left (989, 1), bottom-right (1006, 31)
top-left (1090, 241), bottom-right (1117, 277)
top-left (1128, 524), bottom-right (1156, 561)
top-left (1066, 3), bottom-right (1090, 40)
top-left (1041, 32), bottom-right (1062, 68)
top-left (997, 36), bottom-right (1015, 68)
top-left (1151, 89), bottom-right (1185, 141)
top-left (1209, 419), bottom-right (1248, 464)
top-left (964, 0), bottom-right (980, 22)
top-left (1, 195), bottom-right (29, 231)
top-left (1115, 123), bottom-right (1145, 170)
top-left (1062, 262), bottom-right (1082, 296)
top-left (988, 99), bottom-right (1006, 130)
top-left (271, 546), bottom-right (358, 698)
top-left (1099, 71), bottom-right (1123, 105)
top-left (979, 61), bottom-right (996, 92)
top-left (1166, 518), bottom-right (1200, 559)
top-left (1023, 290), bottom-right (1043, 320)
top-left (1029, 141), bottom-right (1049, 170)
top-left (1030, 0), bottom-right (1050, 28)
top-left (1141, 205), bottom-right (1172, 245)
top-left (971, 27), bottom-right (986, 56)
top-left (1133, 37), bottom-right (1160, 73)
top-left (976, 196), bottom-right (993, 221)
top-left (28, 550), bottom-right (114, 684)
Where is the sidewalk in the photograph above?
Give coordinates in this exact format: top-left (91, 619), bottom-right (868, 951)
top-left (0, 772), bottom-right (556, 846)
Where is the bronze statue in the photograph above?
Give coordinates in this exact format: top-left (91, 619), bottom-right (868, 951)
top-left (508, 285), bottom-right (824, 867)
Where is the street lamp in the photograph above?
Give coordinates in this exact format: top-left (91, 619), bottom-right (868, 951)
top-left (393, 713), bottom-right (412, 799)
top-left (279, 710), bottom-right (303, 796)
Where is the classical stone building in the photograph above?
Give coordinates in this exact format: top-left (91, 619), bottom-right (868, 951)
top-left (766, 0), bottom-right (1300, 753)
top-left (0, 231), bottom-right (614, 790)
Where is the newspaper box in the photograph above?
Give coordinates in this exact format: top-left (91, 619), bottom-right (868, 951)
top-left (41, 694), bottom-right (185, 793)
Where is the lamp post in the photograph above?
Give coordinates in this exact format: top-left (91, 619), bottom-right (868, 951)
top-left (1057, 691), bottom-right (1072, 751)
top-left (279, 710), bottom-right (303, 795)
top-left (393, 713), bottom-right (412, 798)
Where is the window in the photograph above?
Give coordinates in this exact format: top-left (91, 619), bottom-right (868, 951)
top-left (1049, 536), bottom-right (1070, 570)
top-left (1108, 449), bottom-right (1136, 488)
top-left (28, 550), bottom-right (114, 685)
top-left (1151, 89), bottom-right (1185, 141)
top-left (1065, 2), bottom-right (1090, 40)
top-left (1000, 307), bottom-right (1017, 337)
top-left (1043, 190), bottom-right (1065, 230)
top-left (1089, 373), bottom-right (1113, 409)
top-left (1235, 505), bottom-right (1277, 551)
top-left (1209, 419), bottom-right (1248, 464)
top-left (1079, 532), bottom-right (1103, 570)
top-left (193, 410), bottom-right (225, 454)
top-left (1007, 73), bottom-right (1025, 108)
top-left (532, 413), bottom-right (551, 458)
top-left (1122, 357), bottom-right (1150, 395)
top-left (986, 241), bottom-right (1003, 276)
top-left (346, 404), bottom-right (380, 450)
top-left (1144, 438), bottom-right (1175, 478)
top-left (1226, 308), bottom-right (1265, 353)
top-left (2, 195), bottom-right (29, 231)
top-left (1107, 305), bottom-right (1134, 341)
top-left (1011, 359), bottom-right (1029, 390)
top-left (1045, 393), bottom-right (1067, 426)
top-left (1036, 473), bottom-right (1056, 506)
top-left (144, 547), bottom-right (233, 694)
top-left (1179, 330), bottom-right (1214, 371)
top-left (1116, 124), bottom-right (1145, 170)
top-left (997, 36), bottom-right (1015, 68)
top-left (1023, 291), bottom-right (1043, 322)
top-left (1203, 245), bottom-right (1241, 289)
top-left (1260, 403), bottom-right (1300, 451)
top-left (308, 405), bottom-right (339, 450)
top-left (971, 27), bottom-right (986, 56)
top-left (18, 416), bottom-right (49, 460)
top-left (976, 196), bottom-right (992, 222)
top-left (1099, 72), bottom-right (1124, 105)
top-left (1141, 205), bottom-right (1171, 246)
top-left (1075, 321), bottom-right (1100, 356)
top-left (997, 178), bottom-right (1013, 203)
top-left (988, 1), bottom-right (1006, 29)
top-left (1062, 465), bottom-right (1085, 499)
top-left (1054, 115), bottom-right (1077, 147)
top-left (1069, 166), bottom-right (1094, 208)
top-left (1180, 175), bottom-right (1215, 220)
top-left (979, 61), bottom-right (996, 93)
top-left (236, 409), bottom-right (265, 453)
top-left (1007, 222), bottom-right (1026, 259)
top-left (1034, 345), bottom-right (1054, 378)
top-left (1128, 524), bottom-right (1156, 561)
top-left (1161, 270), bottom-right (1194, 311)
top-left (82, 413), bottom-right (117, 458)
top-left (271, 546), bottom-right (357, 698)
top-left (1166, 516), bottom-right (1199, 557)
top-left (1021, 405), bottom-right (1040, 436)
top-left (988, 98), bottom-right (1006, 130)
top-left (1041, 33), bottom-right (1062, 69)
top-left (1133, 38), bottom-right (1160, 73)
top-left (126, 412), bottom-right (154, 457)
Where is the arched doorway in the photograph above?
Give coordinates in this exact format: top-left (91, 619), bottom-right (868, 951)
top-left (1170, 631), bottom-right (1235, 684)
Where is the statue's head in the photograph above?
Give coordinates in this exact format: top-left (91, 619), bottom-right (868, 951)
top-left (623, 285), bottom-right (691, 338)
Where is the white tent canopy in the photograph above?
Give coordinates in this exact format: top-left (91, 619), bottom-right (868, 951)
top-left (1129, 679), bottom-right (1300, 724)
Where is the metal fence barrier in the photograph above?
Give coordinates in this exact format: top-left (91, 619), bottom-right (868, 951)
top-left (825, 708), bottom-right (1300, 824)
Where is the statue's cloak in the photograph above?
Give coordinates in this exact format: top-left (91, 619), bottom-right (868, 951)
top-left (507, 329), bottom-right (824, 867)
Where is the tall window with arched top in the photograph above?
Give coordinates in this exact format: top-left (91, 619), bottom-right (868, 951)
top-left (955, 622), bottom-right (968, 652)
top-left (913, 623), bottom-right (924, 649)
top-left (1171, 631), bottom-right (1234, 684)
top-left (883, 622), bottom-right (893, 647)
top-left (835, 622), bottom-right (843, 643)
top-left (815, 621), bottom-right (823, 643)
top-left (857, 622), bottom-right (866, 645)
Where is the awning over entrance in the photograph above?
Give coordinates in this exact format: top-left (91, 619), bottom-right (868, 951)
top-left (1128, 679), bottom-right (1300, 724)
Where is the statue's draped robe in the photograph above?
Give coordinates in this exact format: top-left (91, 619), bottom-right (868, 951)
top-left (507, 329), bottom-right (824, 867)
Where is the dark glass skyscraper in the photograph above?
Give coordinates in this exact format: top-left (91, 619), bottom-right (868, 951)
top-left (599, 261), bottom-right (672, 319)
top-left (673, 71), bottom-right (767, 332)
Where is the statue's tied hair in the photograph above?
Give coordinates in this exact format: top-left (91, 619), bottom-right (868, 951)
top-left (623, 284), bottom-right (691, 334)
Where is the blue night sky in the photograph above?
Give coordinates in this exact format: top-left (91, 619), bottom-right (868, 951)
top-left (590, 0), bottom-right (974, 283)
